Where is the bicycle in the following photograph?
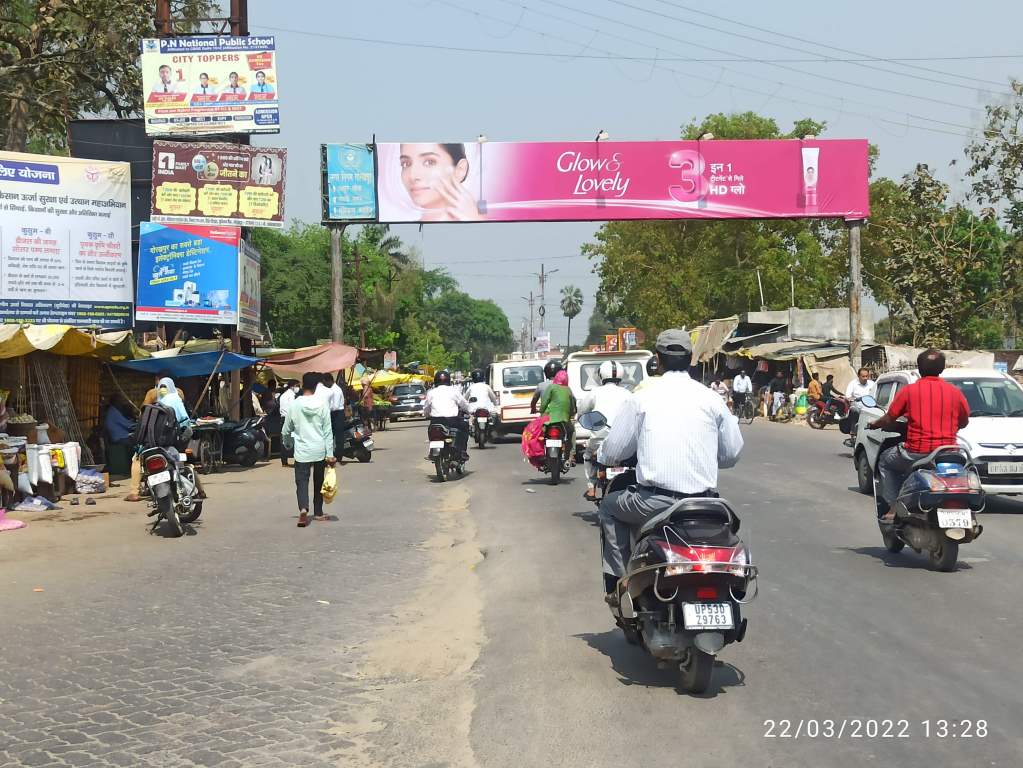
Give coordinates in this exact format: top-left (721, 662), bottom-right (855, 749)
top-left (736, 395), bottom-right (756, 424)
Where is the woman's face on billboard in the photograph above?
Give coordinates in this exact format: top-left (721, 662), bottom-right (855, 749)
top-left (399, 144), bottom-right (468, 209)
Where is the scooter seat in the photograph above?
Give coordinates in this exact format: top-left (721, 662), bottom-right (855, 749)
top-left (636, 497), bottom-right (740, 542)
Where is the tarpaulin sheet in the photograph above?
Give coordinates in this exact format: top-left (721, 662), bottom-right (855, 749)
top-left (803, 354), bottom-right (856, 392)
top-left (881, 345), bottom-right (994, 371)
top-left (114, 350), bottom-right (259, 378)
top-left (0, 325), bottom-right (145, 361)
top-left (263, 342), bottom-right (359, 376)
top-left (691, 316), bottom-right (739, 363)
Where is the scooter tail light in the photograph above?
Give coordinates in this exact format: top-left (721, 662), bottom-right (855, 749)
top-left (144, 455), bottom-right (168, 473)
top-left (656, 542), bottom-right (739, 572)
top-left (475, 409), bottom-right (489, 418)
top-left (548, 426), bottom-right (562, 439)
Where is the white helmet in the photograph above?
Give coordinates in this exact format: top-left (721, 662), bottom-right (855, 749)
top-left (598, 360), bottom-right (622, 384)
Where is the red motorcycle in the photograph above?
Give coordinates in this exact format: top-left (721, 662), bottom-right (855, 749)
top-left (806, 397), bottom-right (849, 429)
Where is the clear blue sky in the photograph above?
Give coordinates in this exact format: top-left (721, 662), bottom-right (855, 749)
top-left (247, 0), bottom-right (1023, 343)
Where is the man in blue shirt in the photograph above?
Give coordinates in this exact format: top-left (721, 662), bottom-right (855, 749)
top-left (104, 395), bottom-right (137, 446)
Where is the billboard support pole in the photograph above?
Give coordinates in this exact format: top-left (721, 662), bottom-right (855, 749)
top-left (331, 224), bottom-right (346, 342)
top-left (848, 219), bottom-right (864, 370)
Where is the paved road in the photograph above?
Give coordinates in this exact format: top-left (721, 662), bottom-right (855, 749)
top-left (2, 418), bottom-right (1021, 767)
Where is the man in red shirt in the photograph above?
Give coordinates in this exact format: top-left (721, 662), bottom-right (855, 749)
top-left (868, 348), bottom-right (970, 521)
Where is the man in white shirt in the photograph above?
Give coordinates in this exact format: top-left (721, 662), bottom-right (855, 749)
top-left (731, 370), bottom-right (753, 415)
top-left (424, 370), bottom-right (471, 460)
top-left (579, 360), bottom-right (634, 501)
top-left (597, 329), bottom-right (744, 600)
top-left (465, 369), bottom-right (498, 414)
top-left (277, 379), bottom-right (300, 467)
top-left (149, 64), bottom-right (183, 97)
top-left (842, 367), bottom-right (877, 445)
top-left (317, 373), bottom-right (347, 454)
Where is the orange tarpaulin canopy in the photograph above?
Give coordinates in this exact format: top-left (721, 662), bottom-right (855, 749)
top-left (262, 342), bottom-right (358, 376)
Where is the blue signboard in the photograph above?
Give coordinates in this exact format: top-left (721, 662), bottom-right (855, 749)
top-left (136, 221), bottom-right (240, 325)
top-left (994, 361), bottom-right (1009, 374)
top-left (323, 143), bottom-right (377, 221)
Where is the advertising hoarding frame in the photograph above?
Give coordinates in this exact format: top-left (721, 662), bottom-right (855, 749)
top-left (151, 139), bottom-right (287, 229)
top-left (237, 238), bottom-right (262, 340)
top-left (320, 142), bottom-right (380, 223)
top-left (140, 35), bottom-right (280, 137)
top-left (0, 150), bottom-right (134, 329)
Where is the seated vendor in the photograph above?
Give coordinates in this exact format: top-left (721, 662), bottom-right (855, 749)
top-left (104, 395), bottom-right (137, 446)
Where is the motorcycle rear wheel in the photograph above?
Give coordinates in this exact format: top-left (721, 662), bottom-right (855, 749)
top-left (179, 499), bottom-right (202, 525)
top-left (549, 456), bottom-right (561, 486)
top-left (434, 458), bottom-right (446, 482)
top-left (356, 448), bottom-right (372, 463)
top-left (881, 527), bottom-right (904, 553)
top-left (476, 431), bottom-right (485, 449)
top-left (160, 496), bottom-right (183, 538)
top-left (929, 539), bottom-right (959, 572)
top-left (806, 407), bottom-right (824, 429)
top-left (680, 648), bottom-right (714, 694)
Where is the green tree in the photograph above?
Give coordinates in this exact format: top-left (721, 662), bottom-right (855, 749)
top-left (873, 165), bottom-right (1008, 347)
top-left (422, 291), bottom-right (514, 369)
top-left (1, 0), bottom-right (213, 151)
top-left (585, 112), bottom-right (846, 337)
top-left (559, 285), bottom-right (584, 350)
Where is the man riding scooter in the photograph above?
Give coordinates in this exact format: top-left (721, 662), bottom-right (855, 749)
top-left (579, 360), bottom-right (632, 502)
top-left (465, 368), bottom-right (498, 446)
top-left (424, 369), bottom-right (471, 462)
top-left (597, 329), bottom-right (744, 601)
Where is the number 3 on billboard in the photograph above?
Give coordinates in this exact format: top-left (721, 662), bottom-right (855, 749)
top-left (668, 149), bottom-right (707, 203)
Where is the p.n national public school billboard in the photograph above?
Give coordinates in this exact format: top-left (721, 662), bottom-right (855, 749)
top-left (0, 151), bottom-right (133, 328)
top-left (140, 35), bottom-right (280, 136)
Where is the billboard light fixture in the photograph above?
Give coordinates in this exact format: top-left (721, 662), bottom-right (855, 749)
top-left (595, 130), bottom-right (610, 141)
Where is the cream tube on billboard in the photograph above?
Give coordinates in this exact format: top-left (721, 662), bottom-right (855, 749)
top-left (801, 147), bottom-right (819, 210)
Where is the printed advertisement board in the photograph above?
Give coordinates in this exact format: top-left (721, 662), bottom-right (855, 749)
top-left (322, 143), bottom-right (377, 221)
top-left (0, 151), bottom-right (133, 328)
top-left (136, 221), bottom-right (240, 325)
top-left (152, 140), bottom-right (286, 228)
top-left (238, 239), bottom-right (261, 339)
top-left (375, 139), bottom-right (868, 223)
top-left (140, 36), bottom-right (280, 136)
top-left (534, 332), bottom-right (551, 354)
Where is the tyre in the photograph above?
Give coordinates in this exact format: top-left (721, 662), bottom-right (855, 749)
top-left (806, 406), bottom-right (824, 429)
top-left (357, 448), bottom-right (372, 463)
top-left (435, 458), bottom-right (445, 482)
top-left (741, 402), bottom-right (754, 425)
top-left (389, 417), bottom-right (397, 424)
top-left (882, 527), bottom-right (904, 553)
top-left (855, 451), bottom-right (873, 495)
top-left (179, 500), bottom-right (203, 525)
top-left (929, 539), bottom-right (959, 572)
top-left (239, 452), bottom-right (258, 467)
top-left (549, 455), bottom-right (561, 486)
top-left (476, 431), bottom-right (485, 449)
top-left (680, 648), bottom-right (714, 694)
top-left (159, 496), bottom-right (183, 538)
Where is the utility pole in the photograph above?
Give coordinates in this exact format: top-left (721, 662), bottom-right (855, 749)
top-left (330, 225), bottom-right (345, 342)
top-left (536, 264), bottom-right (559, 331)
top-left (848, 220), bottom-right (864, 370)
top-left (521, 293), bottom-right (535, 354)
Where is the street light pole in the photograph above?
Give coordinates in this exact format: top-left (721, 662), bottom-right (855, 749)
top-left (848, 220), bottom-right (864, 369)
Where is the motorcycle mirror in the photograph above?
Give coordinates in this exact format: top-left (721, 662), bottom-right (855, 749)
top-left (578, 411), bottom-right (607, 431)
top-left (860, 395), bottom-right (878, 409)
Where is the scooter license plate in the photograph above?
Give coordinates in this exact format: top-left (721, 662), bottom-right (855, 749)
top-left (546, 439), bottom-right (562, 448)
top-left (606, 467), bottom-right (626, 479)
top-left (682, 602), bottom-right (734, 630)
top-left (429, 441), bottom-right (445, 449)
top-left (362, 440), bottom-right (374, 450)
top-left (147, 470), bottom-right (171, 487)
top-left (477, 417), bottom-right (489, 426)
top-left (937, 509), bottom-right (972, 529)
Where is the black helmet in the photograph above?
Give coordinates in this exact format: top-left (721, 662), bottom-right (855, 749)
top-left (645, 356), bottom-right (661, 376)
top-left (434, 370), bottom-right (451, 386)
top-left (543, 360), bottom-right (563, 379)
top-left (470, 369), bottom-right (484, 383)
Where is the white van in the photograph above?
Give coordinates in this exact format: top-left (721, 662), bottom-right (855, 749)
top-left (489, 357), bottom-right (549, 435)
top-left (564, 349), bottom-right (653, 450)
top-left (854, 367), bottom-right (1023, 496)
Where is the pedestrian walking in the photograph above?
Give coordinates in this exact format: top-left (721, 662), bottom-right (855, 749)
top-left (281, 373), bottom-right (336, 527)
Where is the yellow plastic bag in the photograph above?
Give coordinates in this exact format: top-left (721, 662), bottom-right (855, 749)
top-left (321, 465), bottom-right (337, 504)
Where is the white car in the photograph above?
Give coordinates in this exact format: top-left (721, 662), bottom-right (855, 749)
top-left (854, 367), bottom-right (1023, 496)
top-left (565, 349), bottom-right (653, 452)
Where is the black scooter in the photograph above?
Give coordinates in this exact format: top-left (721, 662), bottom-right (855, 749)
top-left (427, 422), bottom-right (465, 481)
top-left (580, 411), bottom-right (758, 694)
top-left (339, 414), bottom-right (374, 463)
top-left (221, 415), bottom-right (267, 467)
top-left (140, 445), bottom-right (202, 537)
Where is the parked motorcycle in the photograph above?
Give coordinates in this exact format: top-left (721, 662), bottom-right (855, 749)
top-left (468, 398), bottom-right (495, 449)
top-left (140, 446), bottom-right (202, 537)
top-left (543, 421), bottom-right (572, 486)
top-left (806, 397), bottom-right (849, 430)
top-left (427, 422), bottom-right (465, 481)
top-left (339, 414), bottom-right (374, 463)
top-left (221, 415), bottom-right (267, 467)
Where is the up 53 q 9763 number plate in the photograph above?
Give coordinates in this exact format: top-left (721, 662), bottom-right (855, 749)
top-left (546, 439), bottom-right (562, 447)
top-left (682, 602), bottom-right (734, 630)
